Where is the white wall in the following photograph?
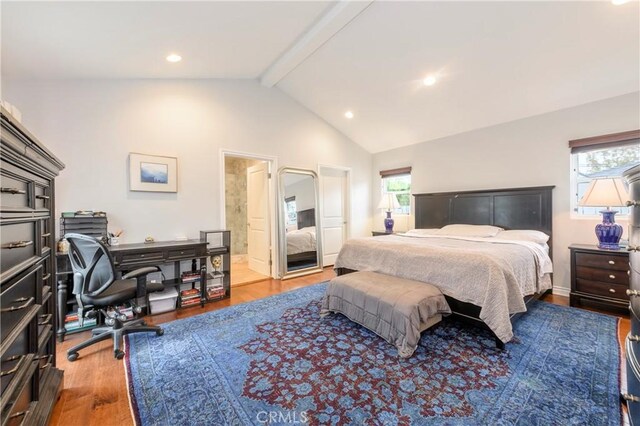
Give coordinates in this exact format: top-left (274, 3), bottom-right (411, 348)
top-left (2, 79), bottom-right (373, 246)
top-left (372, 92), bottom-right (640, 293)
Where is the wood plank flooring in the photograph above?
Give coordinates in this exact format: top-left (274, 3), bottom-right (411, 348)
top-left (49, 270), bottom-right (630, 426)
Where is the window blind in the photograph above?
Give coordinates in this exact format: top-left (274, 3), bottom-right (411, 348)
top-left (379, 166), bottom-right (412, 177)
top-left (569, 129), bottom-right (640, 154)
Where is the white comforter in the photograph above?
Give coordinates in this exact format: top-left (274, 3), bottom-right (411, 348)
top-left (287, 227), bottom-right (316, 255)
top-left (334, 234), bottom-right (553, 343)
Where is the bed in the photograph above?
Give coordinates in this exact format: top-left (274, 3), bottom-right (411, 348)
top-left (287, 208), bottom-right (317, 265)
top-left (335, 186), bottom-right (554, 348)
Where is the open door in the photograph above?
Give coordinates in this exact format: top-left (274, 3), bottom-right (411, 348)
top-left (247, 162), bottom-right (271, 276)
top-left (319, 167), bottom-right (349, 266)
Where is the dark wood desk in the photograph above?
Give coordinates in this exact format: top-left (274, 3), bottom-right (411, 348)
top-left (56, 239), bottom-right (209, 341)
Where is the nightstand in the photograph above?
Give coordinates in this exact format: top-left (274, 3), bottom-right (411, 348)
top-left (569, 244), bottom-right (629, 313)
top-left (372, 231), bottom-right (397, 236)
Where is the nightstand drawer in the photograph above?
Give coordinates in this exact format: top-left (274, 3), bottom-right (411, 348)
top-left (575, 278), bottom-right (628, 300)
top-left (575, 265), bottom-right (629, 285)
top-left (575, 252), bottom-right (628, 271)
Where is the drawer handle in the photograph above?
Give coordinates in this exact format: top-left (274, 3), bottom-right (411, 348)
top-left (42, 273), bottom-right (51, 281)
top-left (627, 289), bottom-right (640, 297)
top-left (38, 314), bottom-right (52, 325)
top-left (609, 288), bottom-right (616, 293)
top-left (140, 254), bottom-right (145, 258)
top-left (36, 354), bottom-right (53, 369)
top-left (609, 274), bottom-right (616, 280)
top-left (41, 233), bottom-right (51, 238)
top-left (8, 410), bottom-right (29, 420)
top-left (2, 240), bottom-right (33, 249)
top-left (629, 335), bottom-right (640, 342)
top-left (35, 195), bottom-right (50, 200)
top-left (622, 393), bottom-right (640, 402)
top-left (629, 245), bottom-right (640, 252)
top-left (0, 355), bottom-right (26, 377)
top-left (1, 297), bottom-right (34, 313)
top-left (626, 200), bottom-right (640, 207)
top-left (0, 187), bottom-right (26, 194)
top-left (609, 260), bottom-right (615, 265)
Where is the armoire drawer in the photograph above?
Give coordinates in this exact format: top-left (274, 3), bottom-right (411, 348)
top-left (0, 327), bottom-right (31, 397)
top-left (1, 360), bottom-right (38, 426)
top-left (0, 171), bottom-right (29, 211)
top-left (1, 266), bottom-right (41, 342)
top-left (626, 335), bottom-right (640, 425)
top-left (1, 221), bottom-right (38, 281)
top-left (33, 184), bottom-right (50, 211)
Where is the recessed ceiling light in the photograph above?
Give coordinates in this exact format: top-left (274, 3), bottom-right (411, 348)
top-left (166, 54), bottom-right (182, 63)
top-left (611, 0), bottom-right (630, 4)
top-left (344, 111), bottom-right (354, 119)
top-left (423, 75), bottom-right (437, 86)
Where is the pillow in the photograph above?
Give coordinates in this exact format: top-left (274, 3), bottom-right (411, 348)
top-left (495, 229), bottom-right (550, 244)
top-left (437, 224), bottom-right (503, 238)
top-left (404, 229), bottom-right (440, 236)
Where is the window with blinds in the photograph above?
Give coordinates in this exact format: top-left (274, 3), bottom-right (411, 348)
top-left (380, 167), bottom-right (412, 215)
top-left (569, 130), bottom-right (640, 216)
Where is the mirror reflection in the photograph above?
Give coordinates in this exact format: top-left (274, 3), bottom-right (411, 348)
top-left (279, 168), bottom-right (322, 278)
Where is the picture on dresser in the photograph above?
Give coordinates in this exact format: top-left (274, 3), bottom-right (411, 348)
top-left (129, 153), bottom-right (178, 192)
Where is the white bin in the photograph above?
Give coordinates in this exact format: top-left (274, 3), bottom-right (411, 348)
top-left (148, 287), bottom-right (178, 315)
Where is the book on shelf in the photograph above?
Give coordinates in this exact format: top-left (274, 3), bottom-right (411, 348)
top-left (65, 317), bottom-right (97, 331)
top-left (180, 288), bottom-right (200, 297)
top-left (180, 294), bottom-right (201, 302)
top-left (181, 298), bottom-right (201, 307)
top-left (181, 272), bottom-right (201, 283)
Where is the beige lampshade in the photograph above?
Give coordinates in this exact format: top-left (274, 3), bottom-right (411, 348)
top-left (578, 177), bottom-right (629, 207)
top-left (377, 193), bottom-right (401, 211)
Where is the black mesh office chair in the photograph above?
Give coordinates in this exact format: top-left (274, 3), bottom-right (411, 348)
top-left (64, 233), bottom-right (164, 361)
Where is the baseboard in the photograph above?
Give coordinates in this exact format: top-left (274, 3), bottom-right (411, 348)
top-left (552, 287), bottom-right (570, 297)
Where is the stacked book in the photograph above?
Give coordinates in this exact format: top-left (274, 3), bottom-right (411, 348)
top-left (207, 282), bottom-right (225, 300)
top-left (106, 304), bottom-right (134, 320)
top-left (181, 271), bottom-right (201, 283)
top-left (64, 311), bottom-right (97, 331)
top-left (180, 288), bottom-right (201, 307)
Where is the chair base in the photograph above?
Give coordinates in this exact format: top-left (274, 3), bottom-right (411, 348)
top-left (67, 317), bottom-right (163, 361)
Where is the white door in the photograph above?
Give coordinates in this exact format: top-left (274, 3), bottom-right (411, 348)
top-left (319, 167), bottom-right (348, 266)
top-left (247, 162), bottom-right (271, 276)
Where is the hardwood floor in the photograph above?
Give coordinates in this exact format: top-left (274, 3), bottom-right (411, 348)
top-left (230, 257), bottom-right (271, 287)
top-left (49, 270), bottom-right (630, 426)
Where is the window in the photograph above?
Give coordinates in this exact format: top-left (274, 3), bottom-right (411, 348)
top-left (570, 131), bottom-right (640, 216)
top-left (380, 167), bottom-right (411, 215)
top-left (285, 196), bottom-right (297, 226)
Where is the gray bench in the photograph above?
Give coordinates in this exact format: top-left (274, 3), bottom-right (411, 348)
top-left (320, 271), bottom-right (451, 358)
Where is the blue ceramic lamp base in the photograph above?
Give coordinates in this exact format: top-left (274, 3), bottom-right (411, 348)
top-left (384, 211), bottom-right (394, 233)
top-left (595, 210), bottom-right (623, 250)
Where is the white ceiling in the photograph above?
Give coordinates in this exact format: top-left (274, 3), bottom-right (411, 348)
top-left (2, 1), bottom-right (639, 153)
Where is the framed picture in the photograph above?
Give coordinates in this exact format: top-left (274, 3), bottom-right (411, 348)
top-left (129, 153), bottom-right (177, 192)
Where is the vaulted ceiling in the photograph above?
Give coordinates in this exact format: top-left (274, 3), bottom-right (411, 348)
top-left (2, 1), bottom-right (639, 153)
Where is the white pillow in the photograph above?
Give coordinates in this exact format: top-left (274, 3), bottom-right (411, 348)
top-left (495, 229), bottom-right (549, 244)
top-left (437, 224), bottom-right (503, 238)
top-left (404, 228), bottom-right (440, 236)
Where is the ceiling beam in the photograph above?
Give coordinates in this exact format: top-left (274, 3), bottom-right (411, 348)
top-left (260, 0), bottom-right (373, 88)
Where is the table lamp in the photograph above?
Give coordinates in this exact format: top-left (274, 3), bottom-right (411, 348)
top-left (377, 193), bottom-right (401, 233)
top-left (578, 177), bottom-right (629, 250)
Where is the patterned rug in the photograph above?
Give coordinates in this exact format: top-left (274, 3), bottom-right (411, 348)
top-left (124, 283), bottom-right (621, 425)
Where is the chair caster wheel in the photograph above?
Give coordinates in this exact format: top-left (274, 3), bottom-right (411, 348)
top-left (67, 352), bottom-right (79, 362)
top-left (115, 350), bottom-right (125, 360)
top-left (156, 329), bottom-right (164, 336)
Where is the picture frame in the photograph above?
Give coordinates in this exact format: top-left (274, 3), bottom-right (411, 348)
top-left (129, 153), bottom-right (177, 193)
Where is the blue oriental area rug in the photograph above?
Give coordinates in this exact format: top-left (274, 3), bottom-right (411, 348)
top-left (124, 283), bottom-right (621, 425)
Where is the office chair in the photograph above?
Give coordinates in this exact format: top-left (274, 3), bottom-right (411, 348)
top-left (64, 233), bottom-right (165, 361)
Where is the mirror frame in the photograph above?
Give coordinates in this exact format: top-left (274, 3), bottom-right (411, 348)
top-left (278, 167), bottom-right (323, 280)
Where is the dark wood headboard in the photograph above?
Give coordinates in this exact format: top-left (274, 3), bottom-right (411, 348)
top-left (297, 208), bottom-right (315, 229)
top-left (414, 186), bottom-right (554, 255)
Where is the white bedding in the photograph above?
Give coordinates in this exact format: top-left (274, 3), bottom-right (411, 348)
top-left (287, 226), bottom-right (316, 255)
top-left (334, 234), bottom-right (553, 343)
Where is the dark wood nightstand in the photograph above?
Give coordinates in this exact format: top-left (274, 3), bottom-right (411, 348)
top-left (372, 231), bottom-right (397, 236)
top-left (569, 244), bottom-right (629, 313)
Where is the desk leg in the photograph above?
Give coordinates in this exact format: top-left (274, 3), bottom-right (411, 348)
top-left (56, 279), bottom-right (67, 342)
top-left (200, 257), bottom-right (206, 307)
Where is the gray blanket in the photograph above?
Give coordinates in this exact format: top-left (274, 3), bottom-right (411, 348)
top-left (334, 235), bottom-right (552, 343)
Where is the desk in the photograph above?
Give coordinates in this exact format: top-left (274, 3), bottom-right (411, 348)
top-left (56, 239), bottom-right (211, 342)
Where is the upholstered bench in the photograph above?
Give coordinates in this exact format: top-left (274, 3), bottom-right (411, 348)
top-left (320, 271), bottom-right (451, 358)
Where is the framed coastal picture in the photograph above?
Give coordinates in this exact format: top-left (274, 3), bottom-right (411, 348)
top-left (129, 153), bottom-right (178, 192)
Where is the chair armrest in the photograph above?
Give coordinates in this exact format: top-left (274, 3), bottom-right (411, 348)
top-left (122, 266), bottom-right (160, 279)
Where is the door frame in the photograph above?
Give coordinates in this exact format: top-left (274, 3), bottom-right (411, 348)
top-left (220, 149), bottom-right (278, 278)
top-left (317, 163), bottom-right (352, 263)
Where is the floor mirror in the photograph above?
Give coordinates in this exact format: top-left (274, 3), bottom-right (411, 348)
top-left (278, 167), bottom-right (323, 279)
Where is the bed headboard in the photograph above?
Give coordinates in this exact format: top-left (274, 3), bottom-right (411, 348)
top-left (297, 208), bottom-right (315, 229)
top-left (414, 186), bottom-right (554, 254)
